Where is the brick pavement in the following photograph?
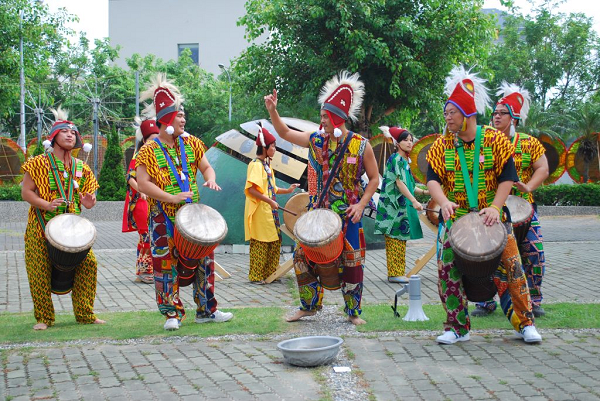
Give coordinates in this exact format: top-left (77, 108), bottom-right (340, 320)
top-left (1, 214), bottom-right (599, 400)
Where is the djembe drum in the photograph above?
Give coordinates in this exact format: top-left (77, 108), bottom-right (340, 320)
top-left (174, 203), bottom-right (228, 287)
top-left (282, 192), bottom-right (310, 234)
top-left (294, 208), bottom-right (344, 290)
top-left (425, 199), bottom-right (442, 227)
top-left (448, 212), bottom-right (508, 302)
top-left (505, 195), bottom-right (534, 245)
top-left (45, 214), bottom-right (97, 295)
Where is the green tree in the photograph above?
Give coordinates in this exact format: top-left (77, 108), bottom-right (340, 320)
top-left (97, 128), bottom-right (126, 200)
top-left (235, 0), bottom-right (496, 136)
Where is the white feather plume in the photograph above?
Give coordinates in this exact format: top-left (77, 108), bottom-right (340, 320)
top-left (140, 73), bottom-right (184, 118)
top-left (444, 65), bottom-right (490, 115)
top-left (133, 116), bottom-right (143, 143)
top-left (379, 125), bottom-right (396, 146)
top-left (42, 140), bottom-right (52, 149)
top-left (82, 143), bottom-right (93, 152)
top-left (50, 107), bottom-right (69, 122)
top-left (496, 81), bottom-right (531, 125)
top-left (318, 71), bottom-right (365, 122)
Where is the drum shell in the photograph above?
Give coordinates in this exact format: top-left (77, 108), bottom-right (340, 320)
top-left (506, 195), bottom-right (534, 245)
top-left (294, 209), bottom-right (344, 265)
top-left (47, 244), bottom-right (90, 271)
top-left (463, 275), bottom-right (497, 302)
top-left (316, 260), bottom-right (341, 291)
top-left (425, 199), bottom-right (441, 227)
top-left (51, 266), bottom-right (77, 295)
top-left (174, 204), bottom-right (227, 260)
top-left (176, 257), bottom-right (199, 287)
top-left (449, 213), bottom-right (507, 278)
top-left (283, 192), bottom-right (310, 233)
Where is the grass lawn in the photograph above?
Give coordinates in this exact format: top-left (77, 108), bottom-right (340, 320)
top-left (0, 303), bottom-right (597, 345)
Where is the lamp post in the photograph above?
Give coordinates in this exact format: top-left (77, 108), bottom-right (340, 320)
top-left (218, 63), bottom-right (232, 122)
top-left (18, 9), bottom-right (26, 153)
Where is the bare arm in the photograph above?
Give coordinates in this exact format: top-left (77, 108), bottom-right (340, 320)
top-left (198, 155), bottom-right (221, 191)
top-left (248, 186), bottom-right (278, 209)
top-left (514, 154), bottom-right (549, 193)
top-left (346, 142), bottom-right (379, 223)
top-left (427, 179), bottom-right (456, 222)
top-left (479, 179), bottom-right (513, 226)
top-left (276, 183), bottom-right (300, 195)
top-left (128, 177), bottom-right (139, 193)
top-left (21, 172), bottom-right (63, 211)
top-left (136, 165), bottom-right (192, 204)
top-left (264, 89), bottom-right (311, 147)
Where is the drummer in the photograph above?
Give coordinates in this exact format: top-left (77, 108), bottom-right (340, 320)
top-left (244, 124), bottom-right (299, 284)
top-left (21, 108), bottom-right (105, 330)
top-left (264, 71), bottom-right (379, 325)
top-left (426, 66), bottom-right (542, 344)
top-left (136, 73), bottom-right (233, 331)
top-left (374, 126), bottom-right (426, 284)
top-left (472, 84), bottom-right (549, 318)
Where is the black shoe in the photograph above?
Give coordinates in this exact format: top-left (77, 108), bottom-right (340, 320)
top-left (471, 305), bottom-right (494, 317)
top-left (532, 304), bottom-right (546, 317)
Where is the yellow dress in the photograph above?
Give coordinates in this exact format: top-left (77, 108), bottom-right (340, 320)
top-left (244, 159), bottom-right (279, 242)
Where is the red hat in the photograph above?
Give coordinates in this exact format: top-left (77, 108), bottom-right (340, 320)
top-left (48, 107), bottom-right (82, 149)
top-left (134, 117), bottom-right (160, 142)
top-left (318, 71), bottom-right (364, 136)
top-left (495, 82), bottom-right (531, 123)
top-left (256, 126), bottom-right (276, 147)
top-left (444, 65), bottom-right (490, 117)
top-left (140, 73), bottom-right (184, 132)
top-left (379, 126), bottom-right (409, 146)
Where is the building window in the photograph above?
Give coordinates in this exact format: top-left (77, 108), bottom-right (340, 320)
top-left (178, 43), bottom-right (199, 65)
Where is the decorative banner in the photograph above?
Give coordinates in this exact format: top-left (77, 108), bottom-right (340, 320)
top-left (566, 133), bottom-right (600, 183)
top-left (120, 136), bottom-right (137, 171)
top-left (537, 133), bottom-right (566, 184)
top-left (0, 137), bottom-right (26, 184)
top-left (409, 133), bottom-right (440, 184)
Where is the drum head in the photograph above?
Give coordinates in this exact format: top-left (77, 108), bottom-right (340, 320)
top-left (283, 192), bottom-right (310, 232)
top-left (45, 214), bottom-right (97, 253)
top-left (449, 213), bottom-right (507, 261)
top-left (175, 203), bottom-right (228, 245)
top-left (293, 208), bottom-right (342, 247)
top-left (505, 195), bottom-right (533, 225)
top-left (425, 199), bottom-right (441, 227)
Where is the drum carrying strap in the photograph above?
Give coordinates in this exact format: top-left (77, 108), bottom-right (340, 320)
top-left (317, 132), bottom-right (353, 208)
top-left (455, 126), bottom-right (482, 211)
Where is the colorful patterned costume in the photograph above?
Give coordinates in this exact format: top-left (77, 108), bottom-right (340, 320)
top-left (426, 126), bottom-right (535, 336)
top-left (244, 159), bottom-right (282, 282)
top-left (136, 135), bottom-right (219, 322)
top-left (293, 131), bottom-right (367, 317)
top-left (22, 153), bottom-right (100, 326)
top-left (122, 153), bottom-right (152, 279)
top-left (374, 153), bottom-right (423, 277)
top-left (477, 132), bottom-right (547, 311)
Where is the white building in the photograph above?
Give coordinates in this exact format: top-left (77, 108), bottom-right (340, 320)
top-left (108, 0), bottom-right (250, 75)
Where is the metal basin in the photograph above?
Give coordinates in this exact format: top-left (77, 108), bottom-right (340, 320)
top-left (277, 336), bottom-right (343, 367)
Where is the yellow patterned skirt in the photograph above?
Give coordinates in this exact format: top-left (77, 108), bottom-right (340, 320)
top-left (384, 235), bottom-right (407, 277)
top-left (249, 238), bottom-right (281, 282)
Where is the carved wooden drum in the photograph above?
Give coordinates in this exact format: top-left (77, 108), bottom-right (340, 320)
top-left (505, 195), bottom-right (534, 245)
top-left (294, 208), bottom-right (344, 265)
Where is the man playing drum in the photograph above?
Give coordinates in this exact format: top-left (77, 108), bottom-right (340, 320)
top-left (21, 108), bottom-right (105, 330)
top-left (264, 71), bottom-right (379, 325)
top-left (136, 74), bottom-right (233, 331)
top-left (473, 83), bottom-right (549, 318)
top-left (244, 125), bottom-right (299, 284)
top-left (426, 66), bottom-right (542, 344)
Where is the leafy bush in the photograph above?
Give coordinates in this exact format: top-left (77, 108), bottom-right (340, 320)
top-left (96, 128), bottom-right (127, 201)
top-left (0, 184), bottom-right (22, 201)
top-left (533, 183), bottom-right (600, 206)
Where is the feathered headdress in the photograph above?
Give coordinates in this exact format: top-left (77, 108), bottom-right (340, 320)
top-left (444, 65), bottom-right (490, 117)
top-left (495, 82), bottom-right (531, 125)
top-left (133, 116), bottom-right (159, 143)
top-left (140, 73), bottom-right (184, 135)
top-left (379, 126), bottom-right (409, 146)
top-left (46, 107), bottom-right (83, 149)
top-left (318, 71), bottom-right (365, 137)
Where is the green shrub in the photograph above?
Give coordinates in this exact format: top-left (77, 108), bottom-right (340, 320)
top-left (97, 128), bottom-right (127, 201)
top-left (533, 183), bottom-right (600, 206)
top-left (0, 184), bottom-right (22, 201)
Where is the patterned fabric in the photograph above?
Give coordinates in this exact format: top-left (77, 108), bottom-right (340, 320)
top-left (136, 231), bottom-right (153, 277)
top-left (22, 154), bottom-right (99, 228)
top-left (249, 238), bottom-right (282, 281)
top-left (438, 223), bottom-right (534, 335)
top-left (374, 153), bottom-right (423, 240)
top-left (293, 219), bottom-right (365, 317)
top-left (521, 211), bottom-right (545, 304)
top-left (384, 236), bottom-right (407, 277)
top-left (244, 159), bottom-right (280, 242)
top-left (136, 135), bottom-right (206, 219)
top-left (21, 153), bottom-right (99, 325)
top-left (426, 126), bottom-right (514, 219)
top-left (511, 133), bottom-right (545, 203)
top-left (150, 206), bottom-right (217, 321)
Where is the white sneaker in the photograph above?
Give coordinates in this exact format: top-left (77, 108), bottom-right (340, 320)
top-left (164, 318), bottom-right (180, 331)
top-left (195, 310), bottom-right (233, 324)
top-left (436, 331), bottom-right (470, 344)
top-left (515, 325), bottom-right (542, 343)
